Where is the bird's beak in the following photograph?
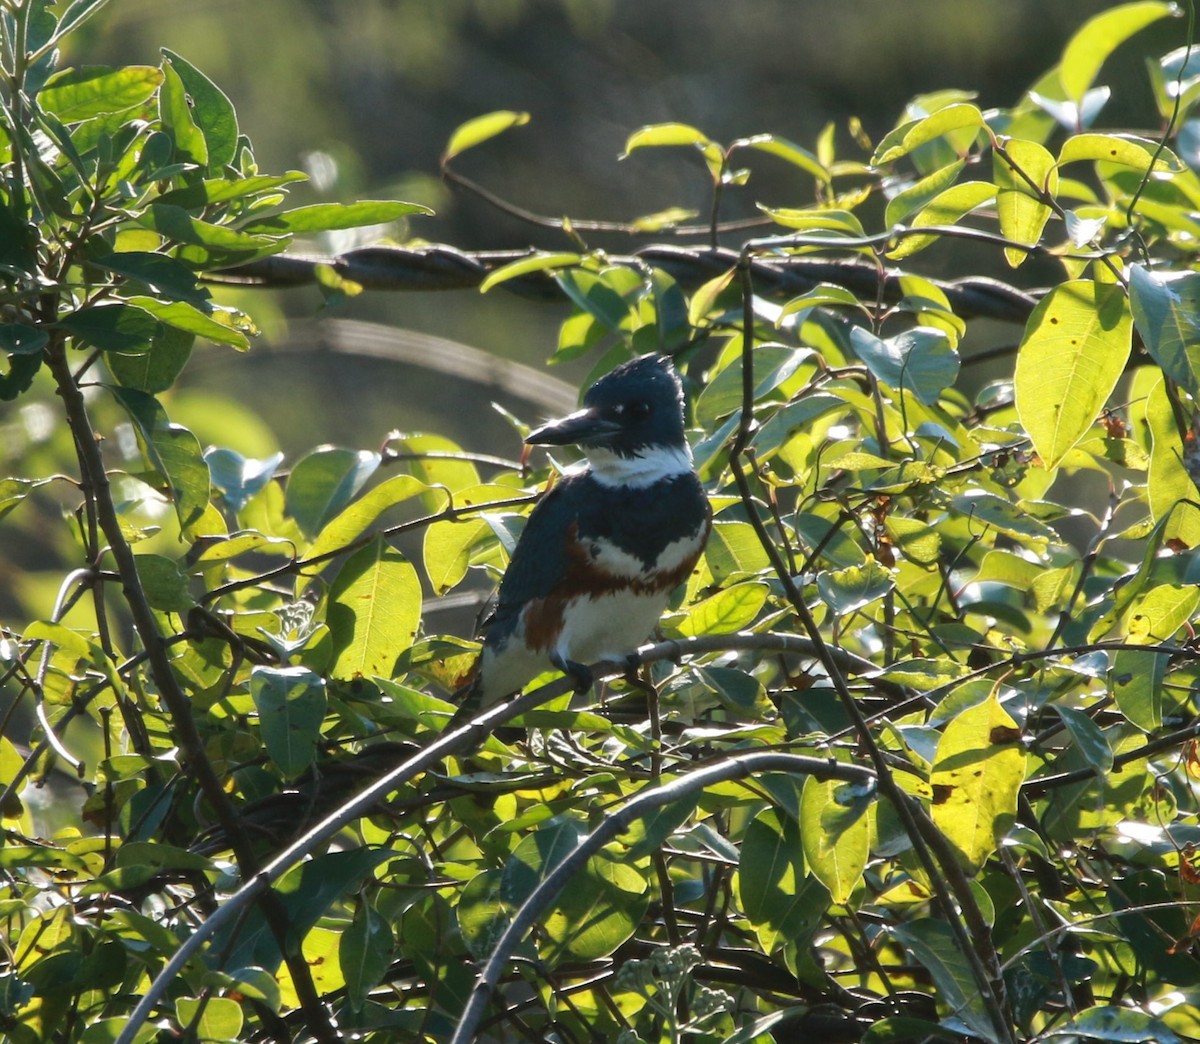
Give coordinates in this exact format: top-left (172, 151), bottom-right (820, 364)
top-left (525, 406), bottom-right (621, 447)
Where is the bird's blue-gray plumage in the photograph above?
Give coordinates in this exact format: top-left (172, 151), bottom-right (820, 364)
top-left (453, 354), bottom-right (711, 719)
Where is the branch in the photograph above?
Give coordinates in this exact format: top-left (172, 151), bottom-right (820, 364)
top-left (211, 241), bottom-right (1039, 324)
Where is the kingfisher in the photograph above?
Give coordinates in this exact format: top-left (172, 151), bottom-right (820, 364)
top-left (451, 353), bottom-right (712, 725)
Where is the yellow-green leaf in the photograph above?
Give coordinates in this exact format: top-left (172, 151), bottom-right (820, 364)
top-left (672, 582), bottom-right (768, 637)
top-left (480, 252), bottom-right (581, 293)
top-left (801, 774), bottom-right (871, 905)
top-left (327, 536), bottom-right (421, 680)
top-left (1058, 132), bottom-right (1183, 174)
top-left (994, 138), bottom-right (1058, 267)
top-left (884, 160), bottom-right (965, 229)
top-left (872, 103), bottom-right (985, 165)
top-left (1060, 1), bottom-right (1177, 103)
top-left (1144, 376), bottom-right (1200, 545)
top-left (1014, 280), bottom-right (1131, 468)
top-left (442, 110), bottom-right (530, 162)
top-left (929, 694), bottom-right (1026, 873)
top-left (304, 474), bottom-right (436, 567)
top-left (888, 180), bottom-right (996, 259)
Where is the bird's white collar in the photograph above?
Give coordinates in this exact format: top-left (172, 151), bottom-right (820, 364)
top-left (584, 443), bottom-right (694, 489)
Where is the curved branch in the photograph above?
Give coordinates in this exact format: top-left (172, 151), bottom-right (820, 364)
top-left (449, 752), bottom-right (877, 1044)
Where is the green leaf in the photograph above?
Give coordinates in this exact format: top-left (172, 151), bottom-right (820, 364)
top-left (480, 252), bottom-right (581, 293)
top-left (423, 517), bottom-right (493, 596)
top-left (240, 200), bottom-right (433, 235)
top-left (1128, 264), bottom-right (1200, 396)
top-left (285, 447), bottom-right (381, 539)
top-left (737, 807), bottom-right (828, 952)
top-left (1013, 280), bottom-right (1132, 468)
top-left (1052, 704), bottom-right (1114, 773)
top-left (1060, 2), bottom-right (1177, 103)
top-left (124, 296), bottom-right (249, 349)
top-left (888, 180), bottom-right (996, 259)
top-left (133, 554), bottom-right (194, 612)
top-left (1144, 376), bottom-right (1200, 545)
top-left (759, 206), bottom-right (865, 237)
top-left (706, 520), bottom-right (773, 583)
top-left (994, 138), bottom-right (1058, 267)
top-left (622, 121), bottom-right (713, 155)
top-left (154, 172), bottom-right (308, 209)
top-left (620, 794), bottom-right (700, 861)
top-left (327, 536), bottom-right (421, 680)
top-left (730, 133), bottom-right (830, 183)
top-left (110, 388), bottom-right (210, 534)
top-left (884, 159), bottom-right (965, 228)
top-left (929, 693), bottom-right (1025, 873)
top-left (88, 251), bottom-right (205, 305)
top-left (1125, 583), bottom-right (1199, 644)
top-left (161, 49), bottom-right (239, 169)
top-left (138, 204), bottom-right (285, 259)
top-left (442, 110), bottom-right (530, 162)
top-left (1057, 132), bottom-right (1183, 174)
top-left (59, 302), bottom-right (160, 353)
top-left (174, 997), bottom-right (243, 1043)
top-left (0, 323), bottom-right (47, 355)
top-left (778, 283), bottom-right (865, 320)
top-left (0, 477), bottom-right (41, 523)
top-left (1110, 648), bottom-right (1168, 733)
top-left (502, 818), bottom-right (648, 965)
top-left (849, 325), bottom-right (960, 405)
top-left (815, 557), bottom-right (895, 615)
top-left (672, 582), bottom-right (768, 637)
top-left (892, 920), bottom-right (999, 1041)
top-left (540, 849), bottom-right (648, 964)
top-left (38, 65), bottom-right (163, 121)
top-left (1045, 1005), bottom-right (1181, 1043)
top-left (872, 103), bottom-right (985, 165)
top-left (687, 267), bottom-right (738, 327)
top-left (305, 473), bottom-right (435, 565)
top-left (249, 666), bottom-right (327, 777)
top-left (215, 848), bottom-right (392, 972)
top-left (157, 60), bottom-right (207, 167)
top-left (800, 774), bottom-right (871, 905)
top-left (340, 902), bottom-right (393, 1011)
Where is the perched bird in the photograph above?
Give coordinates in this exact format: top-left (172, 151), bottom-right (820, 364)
top-left (451, 353), bottom-right (711, 724)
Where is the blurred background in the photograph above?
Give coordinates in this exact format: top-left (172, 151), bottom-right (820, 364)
top-left (54, 0), bottom-right (1180, 455)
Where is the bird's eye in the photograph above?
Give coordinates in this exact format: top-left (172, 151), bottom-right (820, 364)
top-left (628, 400), bottom-right (651, 419)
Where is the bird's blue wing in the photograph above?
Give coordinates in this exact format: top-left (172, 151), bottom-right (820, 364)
top-left (483, 474), bottom-right (586, 635)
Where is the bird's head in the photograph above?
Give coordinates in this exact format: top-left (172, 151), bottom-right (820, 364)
top-left (525, 354), bottom-right (687, 456)
top-left (525, 354), bottom-right (693, 487)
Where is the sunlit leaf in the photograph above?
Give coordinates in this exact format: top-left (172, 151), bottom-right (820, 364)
top-left (1059, 1), bottom-right (1177, 103)
top-left (929, 693), bottom-right (1025, 873)
top-left (800, 774), bottom-right (871, 904)
top-left (110, 388), bottom-right (210, 534)
top-left (161, 49), bottom-right (239, 169)
top-left (872, 103), bottom-right (985, 165)
top-left (327, 536), bottom-right (421, 679)
top-left (443, 110), bottom-right (530, 162)
top-left (38, 65), bottom-right (162, 121)
top-left (285, 447), bottom-right (380, 539)
top-left (994, 138), bottom-right (1058, 267)
top-left (241, 200), bottom-right (433, 235)
top-left (1014, 280), bottom-right (1131, 468)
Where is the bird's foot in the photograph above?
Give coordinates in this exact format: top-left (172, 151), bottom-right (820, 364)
top-left (551, 652), bottom-right (594, 694)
